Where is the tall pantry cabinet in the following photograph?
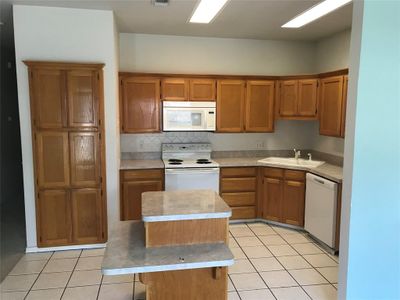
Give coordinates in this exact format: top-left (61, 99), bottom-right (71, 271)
top-left (25, 61), bottom-right (107, 247)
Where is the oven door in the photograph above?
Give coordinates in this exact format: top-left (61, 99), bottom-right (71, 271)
top-left (165, 168), bottom-right (220, 193)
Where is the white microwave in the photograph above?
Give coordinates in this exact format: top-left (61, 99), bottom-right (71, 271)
top-left (163, 101), bottom-right (216, 131)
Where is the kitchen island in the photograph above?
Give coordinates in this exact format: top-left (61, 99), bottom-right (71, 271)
top-left (102, 190), bottom-right (233, 300)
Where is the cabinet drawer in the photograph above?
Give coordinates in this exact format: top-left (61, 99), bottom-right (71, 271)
top-left (231, 206), bottom-right (256, 219)
top-left (221, 192), bottom-right (255, 207)
top-left (221, 178), bottom-right (256, 192)
top-left (263, 167), bottom-right (284, 178)
top-left (122, 169), bottom-right (163, 181)
top-left (221, 167), bottom-right (256, 177)
top-left (284, 170), bottom-right (305, 181)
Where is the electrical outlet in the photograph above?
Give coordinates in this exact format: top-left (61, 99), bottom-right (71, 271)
top-left (256, 140), bottom-right (265, 149)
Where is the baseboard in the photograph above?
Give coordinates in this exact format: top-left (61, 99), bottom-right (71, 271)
top-left (26, 243), bottom-right (106, 253)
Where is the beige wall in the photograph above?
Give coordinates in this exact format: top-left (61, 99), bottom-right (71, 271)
top-left (315, 29), bottom-right (351, 73)
top-left (312, 29), bottom-right (351, 156)
top-left (119, 32), bottom-right (350, 156)
top-left (14, 5), bottom-right (120, 249)
top-left (119, 33), bottom-right (316, 75)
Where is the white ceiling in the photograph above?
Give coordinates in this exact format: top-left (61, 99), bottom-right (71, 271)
top-left (3, 0), bottom-right (352, 41)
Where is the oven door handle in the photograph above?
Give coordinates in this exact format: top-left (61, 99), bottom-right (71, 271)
top-left (165, 168), bottom-right (220, 175)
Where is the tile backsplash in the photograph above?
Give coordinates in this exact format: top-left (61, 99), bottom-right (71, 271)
top-left (121, 132), bottom-right (209, 152)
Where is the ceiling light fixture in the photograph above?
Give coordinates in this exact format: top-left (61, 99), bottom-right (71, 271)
top-left (282, 0), bottom-right (352, 28)
top-left (189, 0), bottom-right (229, 24)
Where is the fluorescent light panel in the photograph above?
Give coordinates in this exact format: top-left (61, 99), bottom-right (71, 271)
top-left (282, 0), bottom-right (352, 28)
top-left (190, 0), bottom-right (229, 24)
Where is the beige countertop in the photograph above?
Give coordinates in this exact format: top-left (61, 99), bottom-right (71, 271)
top-left (141, 190), bottom-right (231, 222)
top-left (214, 157), bottom-right (343, 183)
top-left (120, 159), bottom-right (164, 170)
top-left (120, 157), bottom-right (342, 183)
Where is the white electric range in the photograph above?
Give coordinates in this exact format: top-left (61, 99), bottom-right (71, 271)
top-left (162, 143), bottom-right (220, 193)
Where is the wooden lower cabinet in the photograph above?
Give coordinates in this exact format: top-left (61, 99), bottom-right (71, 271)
top-left (220, 167), bottom-right (257, 219)
top-left (37, 190), bottom-right (72, 246)
top-left (262, 167), bottom-right (305, 226)
top-left (262, 177), bottom-right (282, 222)
top-left (120, 169), bottom-right (164, 220)
top-left (37, 188), bottom-right (105, 247)
top-left (282, 180), bottom-right (305, 226)
top-left (71, 189), bottom-right (103, 244)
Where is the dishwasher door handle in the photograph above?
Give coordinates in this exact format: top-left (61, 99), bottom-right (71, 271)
top-left (314, 178), bottom-right (326, 185)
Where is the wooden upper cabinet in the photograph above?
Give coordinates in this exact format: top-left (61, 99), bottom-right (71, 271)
top-left (282, 180), bottom-right (305, 226)
top-left (298, 79), bottom-right (318, 117)
top-left (35, 131), bottom-right (70, 189)
top-left (263, 177), bottom-right (282, 222)
top-left (31, 68), bottom-right (66, 129)
top-left (319, 76), bottom-right (344, 137)
top-left (161, 78), bottom-right (189, 100)
top-left (71, 189), bottom-right (103, 244)
top-left (121, 77), bottom-right (161, 133)
top-left (189, 79), bottom-right (216, 101)
top-left (245, 80), bottom-right (274, 132)
top-left (69, 132), bottom-right (100, 188)
top-left (67, 70), bottom-right (99, 128)
top-left (217, 80), bottom-right (245, 132)
top-left (341, 75), bottom-right (348, 137)
top-left (37, 190), bottom-right (72, 246)
top-left (279, 80), bottom-right (298, 117)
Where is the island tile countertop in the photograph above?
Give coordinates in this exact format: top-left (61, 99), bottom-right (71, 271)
top-left (141, 190), bottom-right (232, 222)
top-left (102, 221), bottom-right (234, 275)
top-left (120, 159), bottom-right (164, 170)
top-left (214, 157), bottom-right (343, 183)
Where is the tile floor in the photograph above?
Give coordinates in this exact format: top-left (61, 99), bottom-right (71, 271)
top-left (0, 222), bottom-right (339, 300)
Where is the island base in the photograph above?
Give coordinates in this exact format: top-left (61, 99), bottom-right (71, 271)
top-left (139, 267), bottom-right (228, 300)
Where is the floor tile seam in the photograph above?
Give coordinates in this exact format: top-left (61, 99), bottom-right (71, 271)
top-left (238, 223), bottom-right (338, 298)
top-left (23, 251), bottom-right (55, 300)
top-left (230, 231), bottom-right (278, 300)
top-left (252, 228), bottom-right (317, 300)
top-left (59, 250), bottom-right (83, 300)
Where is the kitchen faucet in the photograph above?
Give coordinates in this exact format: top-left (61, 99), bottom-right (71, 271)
top-left (293, 149), bottom-right (301, 160)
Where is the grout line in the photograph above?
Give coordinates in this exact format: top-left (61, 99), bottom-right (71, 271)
top-left (96, 269), bottom-right (105, 300)
top-left (231, 222), bottom-right (340, 300)
top-left (59, 250), bottom-right (83, 299)
top-left (23, 251), bottom-right (55, 300)
top-left (230, 225), bottom-right (278, 300)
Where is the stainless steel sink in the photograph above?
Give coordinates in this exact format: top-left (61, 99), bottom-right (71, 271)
top-left (257, 157), bottom-right (325, 168)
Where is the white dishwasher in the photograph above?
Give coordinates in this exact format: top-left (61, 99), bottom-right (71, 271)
top-left (305, 173), bottom-right (338, 248)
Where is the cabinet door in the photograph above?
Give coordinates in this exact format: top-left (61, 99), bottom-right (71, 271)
top-left (161, 78), bottom-right (189, 100)
top-left (298, 79), bottom-right (318, 117)
top-left (37, 190), bottom-right (72, 246)
top-left (35, 132), bottom-right (70, 188)
top-left (263, 177), bottom-right (282, 222)
top-left (279, 80), bottom-right (298, 117)
top-left (340, 75), bottom-right (348, 137)
top-left (69, 132), bottom-right (100, 188)
top-left (31, 68), bottom-right (66, 129)
top-left (71, 189), bottom-right (103, 244)
top-left (122, 180), bottom-right (163, 220)
top-left (282, 180), bottom-right (305, 226)
top-left (216, 80), bottom-right (245, 132)
top-left (189, 79), bottom-right (216, 101)
top-left (319, 76), bottom-right (344, 136)
top-left (121, 78), bottom-right (161, 133)
top-left (245, 80), bottom-right (274, 132)
top-left (67, 70), bottom-right (98, 128)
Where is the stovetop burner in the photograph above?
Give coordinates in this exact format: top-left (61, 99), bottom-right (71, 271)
top-left (168, 162), bottom-right (182, 165)
top-left (168, 159), bottom-right (183, 163)
top-left (197, 161), bottom-right (212, 164)
top-left (196, 159), bottom-right (210, 162)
